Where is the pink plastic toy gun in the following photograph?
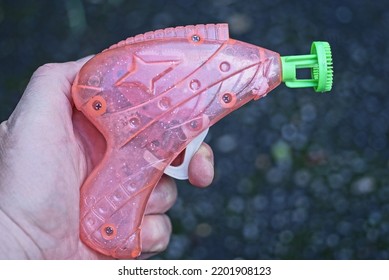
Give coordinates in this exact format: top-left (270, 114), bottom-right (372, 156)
top-left (72, 23), bottom-right (333, 259)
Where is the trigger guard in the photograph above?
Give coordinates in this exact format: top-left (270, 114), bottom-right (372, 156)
top-left (164, 128), bottom-right (209, 180)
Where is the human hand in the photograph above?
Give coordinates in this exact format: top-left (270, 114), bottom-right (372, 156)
top-left (0, 57), bottom-right (214, 259)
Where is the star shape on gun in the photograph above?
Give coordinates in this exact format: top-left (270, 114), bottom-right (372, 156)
top-left (115, 54), bottom-right (180, 95)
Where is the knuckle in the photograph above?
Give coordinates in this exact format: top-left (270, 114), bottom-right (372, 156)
top-left (148, 176), bottom-right (177, 214)
top-left (33, 63), bottom-right (60, 78)
top-left (160, 177), bottom-right (178, 208)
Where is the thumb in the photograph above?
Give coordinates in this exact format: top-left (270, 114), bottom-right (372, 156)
top-left (7, 55), bottom-right (93, 128)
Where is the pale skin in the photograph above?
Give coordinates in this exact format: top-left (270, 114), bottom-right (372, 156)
top-left (0, 56), bottom-right (215, 259)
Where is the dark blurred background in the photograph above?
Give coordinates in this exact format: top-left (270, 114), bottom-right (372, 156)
top-left (1, 0), bottom-right (388, 259)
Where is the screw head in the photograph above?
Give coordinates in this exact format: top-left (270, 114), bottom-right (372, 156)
top-left (222, 93), bottom-right (232, 103)
top-left (105, 226), bottom-right (114, 236)
top-left (191, 34), bottom-right (201, 43)
top-left (93, 100), bottom-right (102, 111)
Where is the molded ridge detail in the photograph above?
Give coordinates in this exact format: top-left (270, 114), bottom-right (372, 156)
top-left (105, 23), bottom-right (230, 51)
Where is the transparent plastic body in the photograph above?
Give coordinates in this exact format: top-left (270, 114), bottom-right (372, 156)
top-left (72, 23), bottom-right (281, 259)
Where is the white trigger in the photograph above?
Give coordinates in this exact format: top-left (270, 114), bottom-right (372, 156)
top-left (164, 128), bottom-right (209, 180)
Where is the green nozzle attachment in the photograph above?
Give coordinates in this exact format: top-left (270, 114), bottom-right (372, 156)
top-left (281, 41), bottom-right (333, 92)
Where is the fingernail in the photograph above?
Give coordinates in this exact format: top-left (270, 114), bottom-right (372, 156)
top-left (197, 144), bottom-right (213, 165)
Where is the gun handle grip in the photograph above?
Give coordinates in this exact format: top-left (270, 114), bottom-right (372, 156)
top-left (79, 141), bottom-right (166, 259)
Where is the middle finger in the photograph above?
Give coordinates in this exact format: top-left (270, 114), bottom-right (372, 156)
top-left (145, 175), bottom-right (178, 215)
